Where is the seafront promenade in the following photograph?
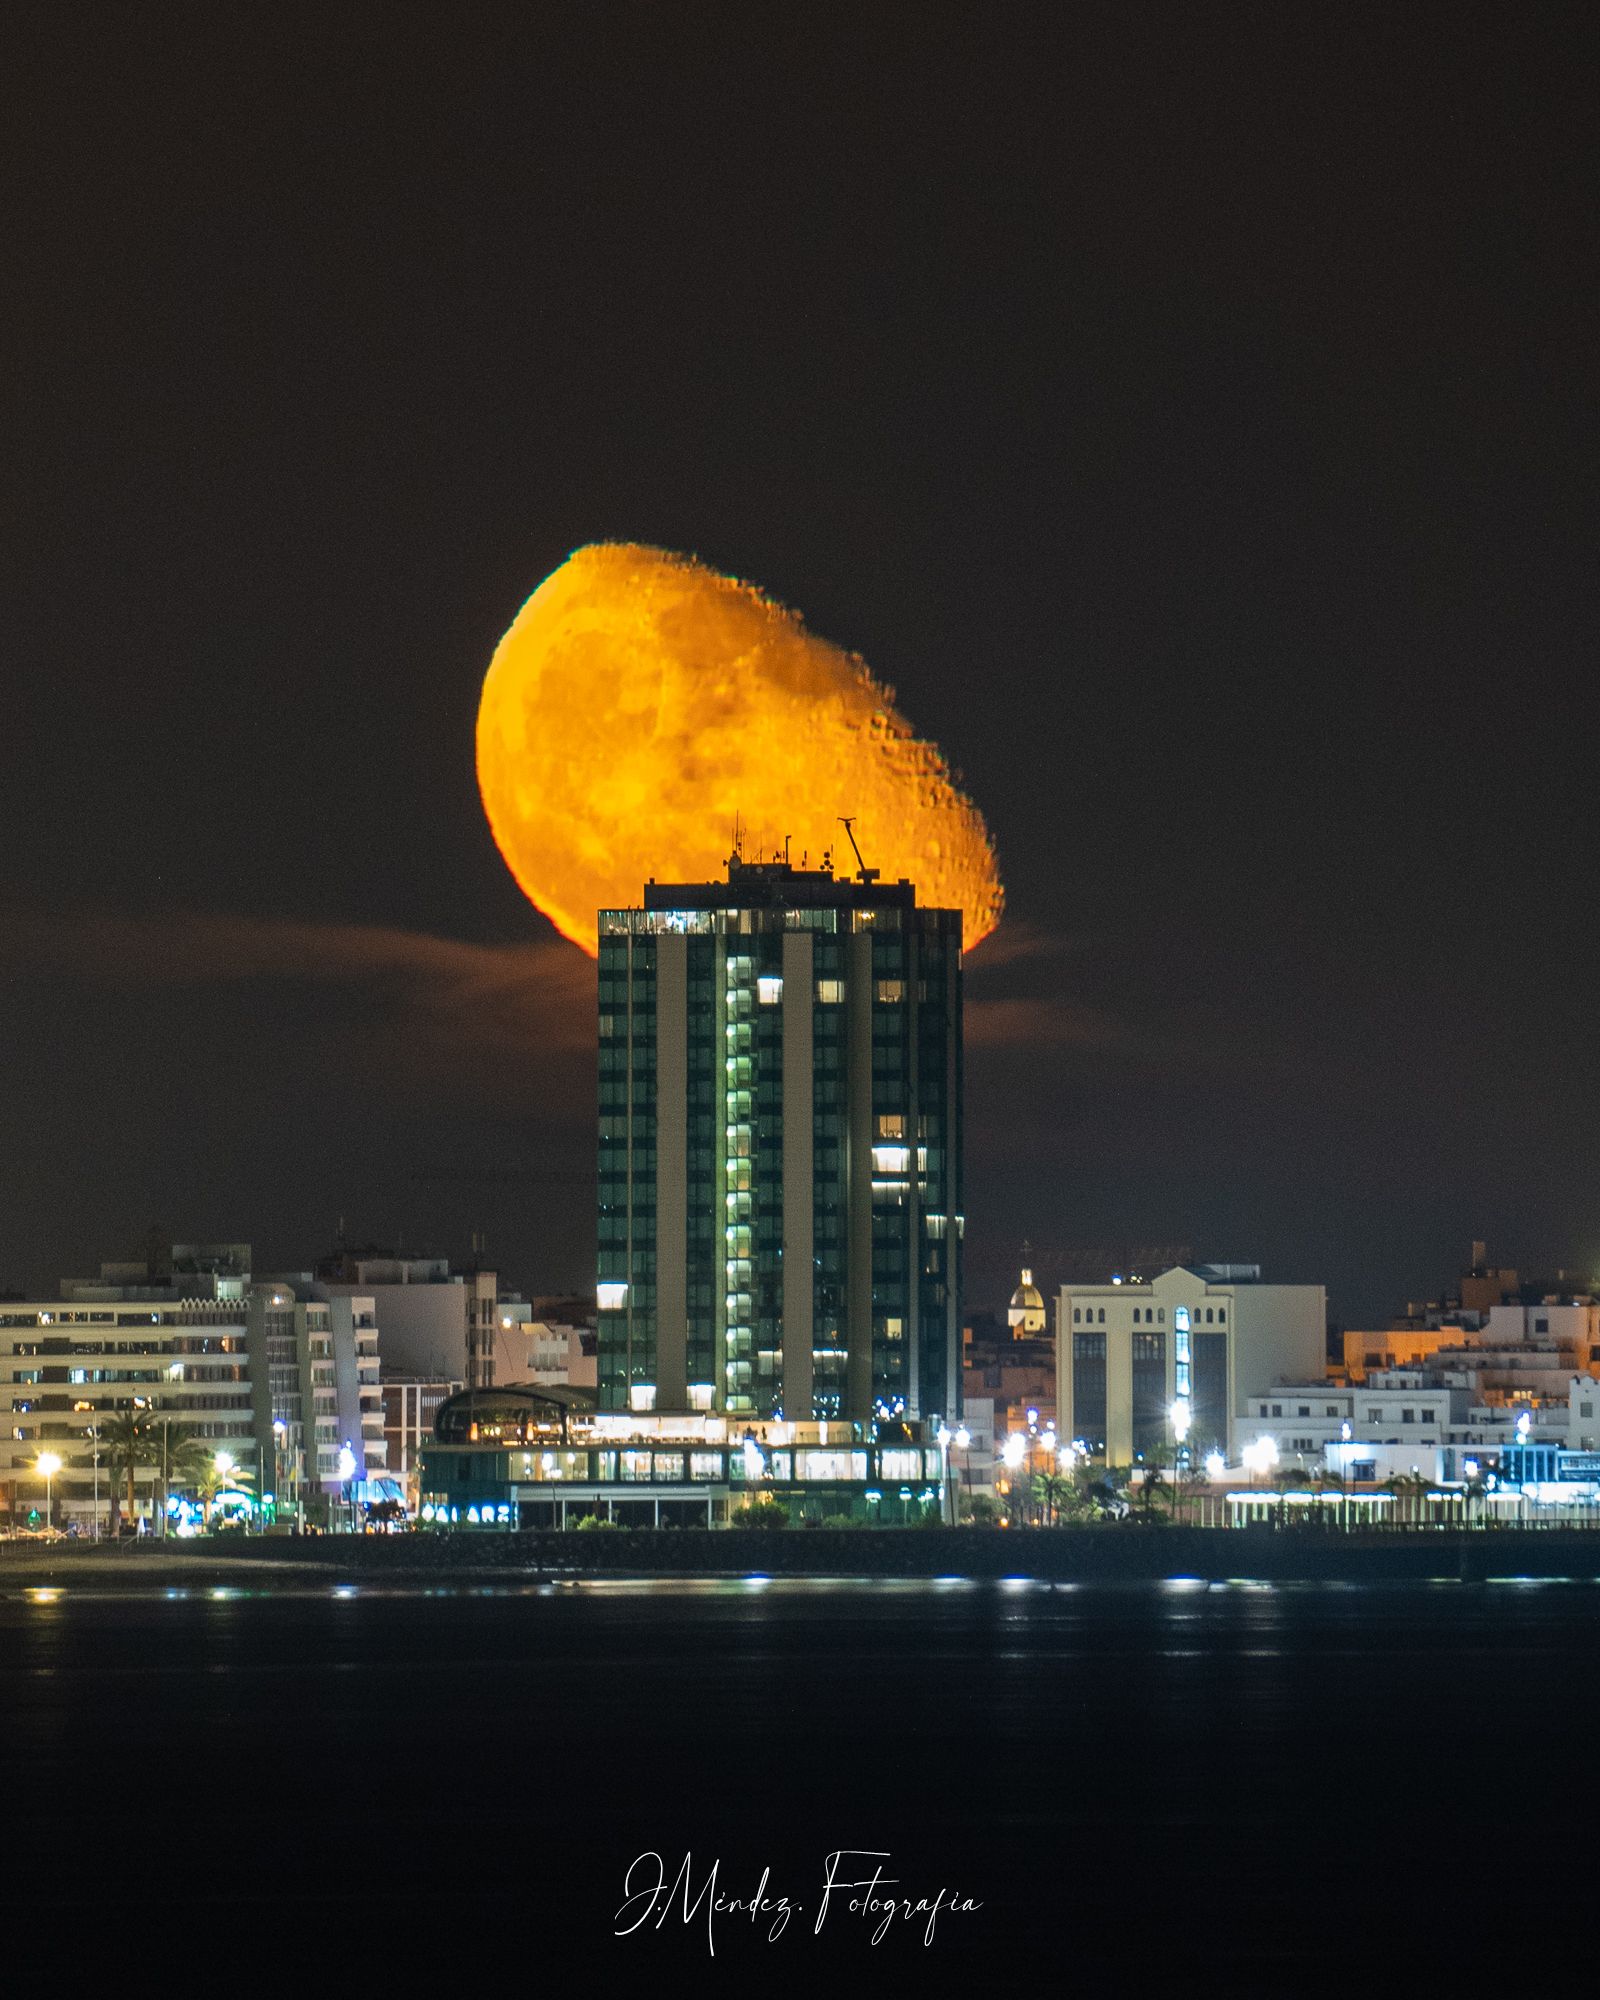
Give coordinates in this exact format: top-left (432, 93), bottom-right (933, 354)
top-left (8, 1524), bottom-right (1600, 1585)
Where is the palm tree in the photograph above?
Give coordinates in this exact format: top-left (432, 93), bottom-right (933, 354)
top-left (162, 1434), bottom-right (215, 1525)
top-left (99, 1408), bottom-right (159, 1530)
top-left (196, 1451), bottom-right (255, 1524)
top-left (1383, 1470), bottom-right (1432, 1526)
top-left (149, 1419), bottom-right (206, 1531)
top-left (1312, 1466), bottom-right (1347, 1532)
top-left (1137, 1466), bottom-right (1170, 1524)
top-left (1032, 1467), bottom-right (1068, 1526)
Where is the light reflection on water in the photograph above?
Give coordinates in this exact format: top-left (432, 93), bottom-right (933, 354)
top-left (6, 1572), bottom-right (1600, 1611)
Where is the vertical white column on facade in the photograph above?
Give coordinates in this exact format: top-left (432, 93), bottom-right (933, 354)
top-left (655, 934), bottom-right (689, 1411)
top-left (781, 929), bottom-right (815, 1419)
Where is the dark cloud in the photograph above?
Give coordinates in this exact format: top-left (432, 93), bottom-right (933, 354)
top-left (1, 907), bottom-right (595, 1113)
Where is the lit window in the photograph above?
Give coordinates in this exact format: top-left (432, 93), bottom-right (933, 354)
top-left (628, 1383), bottom-right (656, 1413)
top-left (816, 979), bottom-right (845, 1003)
top-left (876, 1114), bottom-right (905, 1139)
top-left (597, 1282), bottom-right (629, 1311)
top-left (757, 976), bottom-right (783, 1005)
top-left (874, 979), bottom-right (905, 1003)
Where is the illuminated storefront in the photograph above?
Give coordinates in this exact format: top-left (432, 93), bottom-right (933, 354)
top-left (418, 1386), bottom-right (946, 1526)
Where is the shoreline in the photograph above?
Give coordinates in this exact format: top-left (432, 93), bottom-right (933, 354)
top-left (6, 1524), bottom-right (1600, 1589)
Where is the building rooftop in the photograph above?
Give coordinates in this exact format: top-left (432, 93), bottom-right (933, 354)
top-left (639, 856), bottom-right (919, 914)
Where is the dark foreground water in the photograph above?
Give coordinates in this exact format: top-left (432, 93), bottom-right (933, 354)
top-left (4, 1577), bottom-right (1594, 1986)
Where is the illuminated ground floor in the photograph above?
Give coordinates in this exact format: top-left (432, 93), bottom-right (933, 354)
top-left (418, 1435), bottom-right (948, 1527)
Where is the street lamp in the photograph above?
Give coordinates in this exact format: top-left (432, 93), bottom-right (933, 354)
top-left (1242, 1436), bottom-right (1279, 1503)
top-left (338, 1442), bottom-right (358, 1534)
top-left (936, 1424), bottom-right (955, 1524)
top-left (36, 1451), bottom-right (63, 1530)
top-left (1000, 1432), bottom-right (1027, 1526)
top-left (271, 1418), bottom-right (288, 1531)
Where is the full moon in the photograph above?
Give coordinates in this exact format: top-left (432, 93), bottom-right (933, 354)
top-left (475, 543), bottom-right (1004, 956)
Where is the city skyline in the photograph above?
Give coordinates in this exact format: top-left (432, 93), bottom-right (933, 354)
top-left (5, 9), bottom-right (1595, 1327)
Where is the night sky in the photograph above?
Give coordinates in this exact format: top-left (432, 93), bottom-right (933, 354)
top-left (5, 5), bottom-right (1595, 1325)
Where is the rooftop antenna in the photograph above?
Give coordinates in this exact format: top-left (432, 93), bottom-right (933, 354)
top-left (838, 816), bottom-right (879, 883)
top-left (783, 833), bottom-right (791, 864)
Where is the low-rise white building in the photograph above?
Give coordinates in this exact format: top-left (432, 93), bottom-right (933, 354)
top-left (1234, 1373), bottom-right (1598, 1488)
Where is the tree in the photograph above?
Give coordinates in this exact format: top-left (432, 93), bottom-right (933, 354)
top-left (196, 1452), bottom-right (256, 1525)
top-left (1031, 1468), bottom-right (1069, 1526)
top-left (1312, 1466), bottom-right (1347, 1532)
top-left (150, 1420), bottom-right (209, 1530)
top-left (1136, 1466), bottom-right (1170, 1524)
top-left (1173, 1459), bottom-right (1209, 1526)
top-left (1383, 1471), bottom-right (1433, 1527)
top-left (99, 1408), bottom-right (159, 1529)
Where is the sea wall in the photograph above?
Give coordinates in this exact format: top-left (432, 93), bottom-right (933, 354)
top-left (30, 1525), bottom-right (1600, 1583)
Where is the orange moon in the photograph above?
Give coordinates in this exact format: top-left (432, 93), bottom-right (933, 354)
top-left (475, 542), bottom-right (1004, 957)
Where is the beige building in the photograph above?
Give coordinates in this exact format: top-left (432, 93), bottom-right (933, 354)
top-left (1057, 1263), bottom-right (1325, 1464)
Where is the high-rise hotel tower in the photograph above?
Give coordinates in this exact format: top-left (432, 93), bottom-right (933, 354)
top-left (597, 857), bottom-right (963, 1424)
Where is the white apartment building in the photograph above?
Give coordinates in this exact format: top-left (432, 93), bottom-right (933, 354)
top-left (318, 1253), bottom-right (501, 1385)
top-left (1058, 1264), bottom-right (1326, 1463)
top-left (2, 1245), bottom-right (384, 1530)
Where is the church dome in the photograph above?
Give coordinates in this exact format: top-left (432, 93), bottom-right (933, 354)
top-left (1007, 1264), bottom-right (1047, 1332)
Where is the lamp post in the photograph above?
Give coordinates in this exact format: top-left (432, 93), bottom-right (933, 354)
top-left (1000, 1432), bottom-right (1027, 1525)
top-left (936, 1424), bottom-right (957, 1525)
top-left (75, 1408), bottom-right (102, 1539)
top-left (338, 1443), bottom-right (358, 1534)
top-left (1203, 1450), bottom-right (1227, 1530)
top-left (36, 1451), bottom-right (62, 1531)
top-left (272, 1418), bottom-right (287, 1533)
top-left (1169, 1398), bottom-right (1191, 1522)
top-left (1242, 1436), bottom-right (1279, 1523)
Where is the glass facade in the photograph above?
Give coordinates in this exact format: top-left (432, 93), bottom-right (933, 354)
top-left (1130, 1330), bottom-right (1168, 1459)
top-left (597, 863), bottom-right (963, 1424)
